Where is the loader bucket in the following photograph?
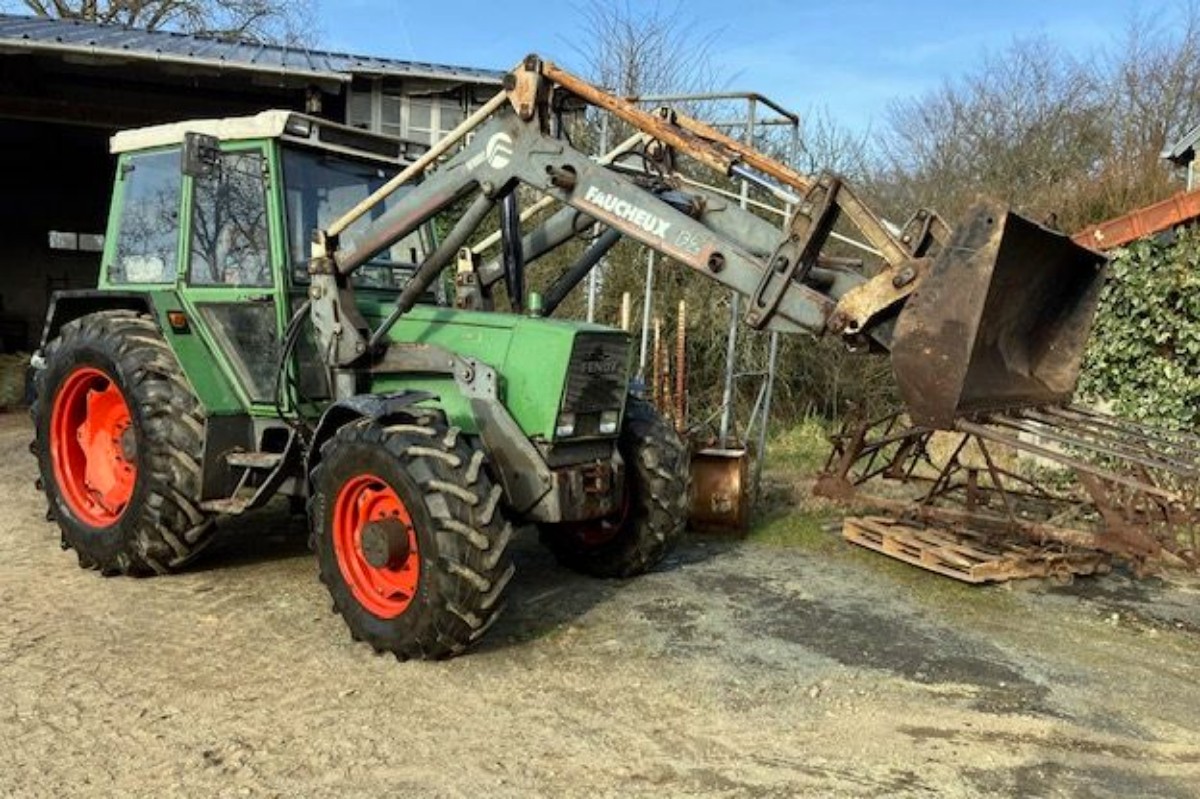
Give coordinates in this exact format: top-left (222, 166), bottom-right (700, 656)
top-left (890, 200), bottom-right (1107, 429)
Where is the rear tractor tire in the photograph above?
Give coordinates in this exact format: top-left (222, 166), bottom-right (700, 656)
top-left (309, 414), bottom-right (515, 659)
top-left (541, 396), bottom-right (690, 578)
top-left (32, 311), bottom-right (214, 575)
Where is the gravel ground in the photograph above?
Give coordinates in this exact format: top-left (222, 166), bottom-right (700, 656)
top-left (2, 412), bottom-right (1199, 798)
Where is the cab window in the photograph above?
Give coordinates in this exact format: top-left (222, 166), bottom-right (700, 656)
top-left (109, 149), bottom-right (182, 284)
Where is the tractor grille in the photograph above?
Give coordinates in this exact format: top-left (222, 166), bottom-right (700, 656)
top-left (561, 333), bottom-right (629, 415)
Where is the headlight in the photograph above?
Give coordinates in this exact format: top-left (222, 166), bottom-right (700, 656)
top-left (555, 413), bottom-right (576, 438)
top-left (598, 410), bottom-right (620, 435)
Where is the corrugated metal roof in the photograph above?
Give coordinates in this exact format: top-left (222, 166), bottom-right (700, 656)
top-left (0, 13), bottom-right (505, 86)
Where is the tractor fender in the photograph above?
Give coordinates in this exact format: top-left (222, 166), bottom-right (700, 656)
top-left (38, 290), bottom-right (157, 352)
top-left (305, 390), bottom-right (438, 479)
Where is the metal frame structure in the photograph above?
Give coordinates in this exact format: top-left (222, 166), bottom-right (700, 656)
top-left (625, 90), bottom-right (801, 494)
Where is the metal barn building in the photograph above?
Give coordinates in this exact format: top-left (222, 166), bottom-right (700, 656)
top-left (0, 13), bottom-right (502, 351)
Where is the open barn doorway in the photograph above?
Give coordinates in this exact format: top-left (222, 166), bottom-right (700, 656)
top-left (0, 119), bottom-right (111, 352)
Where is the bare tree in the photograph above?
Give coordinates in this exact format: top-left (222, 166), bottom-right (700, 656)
top-left (6, 0), bottom-right (316, 44)
top-left (879, 6), bottom-right (1200, 231)
top-left (794, 107), bottom-right (872, 183)
top-left (567, 0), bottom-right (720, 98)
top-left (878, 37), bottom-right (1107, 228)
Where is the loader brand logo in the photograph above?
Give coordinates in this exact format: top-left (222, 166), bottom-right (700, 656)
top-left (485, 132), bottom-right (514, 169)
top-left (466, 132), bottom-right (514, 171)
top-left (582, 186), bottom-right (672, 238)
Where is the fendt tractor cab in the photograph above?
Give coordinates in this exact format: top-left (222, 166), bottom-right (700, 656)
top-left (32, 57), bottom-right (1101, 659)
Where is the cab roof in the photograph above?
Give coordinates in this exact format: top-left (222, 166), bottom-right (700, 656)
top-left (110, 110), bottom-right (427, 165)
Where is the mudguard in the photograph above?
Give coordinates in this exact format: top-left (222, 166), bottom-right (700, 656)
top-left (305, 390), bottom-right (437, 477)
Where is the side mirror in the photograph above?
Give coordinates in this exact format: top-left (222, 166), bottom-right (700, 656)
top-left (182, 132), bottom-right (220, 178)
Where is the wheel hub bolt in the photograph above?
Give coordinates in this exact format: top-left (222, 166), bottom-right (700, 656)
top-left (120, 426), bottom-right (137, 461)
top-left (360, 519), bottom-right (411, 569)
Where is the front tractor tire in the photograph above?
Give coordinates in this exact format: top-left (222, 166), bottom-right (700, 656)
top-left (33, 311), bottom-right (214, 575)
top-left (309, 415), bottom-right (515, 660)
top-left (542, 396), bottom-right (690, 578)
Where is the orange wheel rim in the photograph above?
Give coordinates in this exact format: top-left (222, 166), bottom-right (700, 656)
top-left (332, 474), bottom-right (420, 619)
top-left (49, 366), bottom-right (137, 527)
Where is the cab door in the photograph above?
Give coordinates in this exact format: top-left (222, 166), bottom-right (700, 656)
top-left (181, 144), bottom-right (286, 410)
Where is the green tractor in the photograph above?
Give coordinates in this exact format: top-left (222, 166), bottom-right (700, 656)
top-left (31, 58), bottom-right (1103, 659)
top-left (31, 109), bottom-right (688, 659)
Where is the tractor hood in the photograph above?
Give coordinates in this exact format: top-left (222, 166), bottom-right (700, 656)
top-left (358, 300), bottom-right (631, 441)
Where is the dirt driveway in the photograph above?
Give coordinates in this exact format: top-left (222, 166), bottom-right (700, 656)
top-left (2, 412), bottom-right (1199, 798)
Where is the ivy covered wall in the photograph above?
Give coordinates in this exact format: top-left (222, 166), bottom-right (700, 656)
top-left (1078, 226), bottom-right (1200, 429)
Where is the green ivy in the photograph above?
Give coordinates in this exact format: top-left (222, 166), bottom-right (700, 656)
top-left (1078, 226), bottom-right (1200, 430)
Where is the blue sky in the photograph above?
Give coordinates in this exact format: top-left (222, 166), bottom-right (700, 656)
top-left (315, 1), bottom-right (1182, 134)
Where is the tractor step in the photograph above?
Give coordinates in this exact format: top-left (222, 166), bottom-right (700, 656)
top-left (203, 437), bottom-right (300, 515)
top-left (225, 450), bottom-right (284, 470)
top-left (200, 494), bottom-right (257, 514)
top-left (842, 515), bottom-right (1111, 584)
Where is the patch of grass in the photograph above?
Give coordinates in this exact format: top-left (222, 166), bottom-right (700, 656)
top-left (765, 416), bottom-right (832, 476)
top-left (749, 508), bottom-right (841, 554)
top-left (753, 416), bottom-right (1022, 617)
top-left (748, 504), bottom-right (1016, 615)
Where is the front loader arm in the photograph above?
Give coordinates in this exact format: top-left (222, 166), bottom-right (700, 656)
top-left (308, 74), bottom-right (848, 369)
top-left (310, 55), bottom-right (1104, 431)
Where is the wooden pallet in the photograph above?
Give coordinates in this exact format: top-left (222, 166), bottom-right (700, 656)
top-left (842, 516), bottom-right (1111, 584)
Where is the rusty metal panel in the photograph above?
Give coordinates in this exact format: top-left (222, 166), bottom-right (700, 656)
top-left (1073, 187), bottom-right (1200, 251)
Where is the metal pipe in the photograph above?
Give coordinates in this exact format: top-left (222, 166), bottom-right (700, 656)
top-left (478, 206), bottom-right (599, 289)
top-left (744, 379), bottom-right (769, 442)
top-left (368, 191), bottom-right (497, 350)
top-left (653, 317), bottom-right (663, 409)
top-left (540, 228), bottom-right (623, 316)
top-left (671, 174), bottom-right (788, 217)
top-left (328, 89), bottom-right (509, 239)
top-left (955, 420), bottom-right (1182, 501)
top-left (989, 414), bottom-right (1200, 476)
top-left (500, 190), bottom-right (524, 312)
top-left (1054, 405), bottom-right (1200, 450)
top-left (731, 164), bottom-right (803, 206)
top-left (675, 300), bottom-right (687, 430)
top-left (707, 118), bottom-right (801, 129)
top-left (754, 331), bottom-right (779, 496)
top-left (629, 91), bottom-right (800, 124)
top-left (753, 126), bottom-right (798, 492)
top-left (637, 251), bottom-right (655, 380)
top-left (586, 114), bottom-right (610, 323)
top-left (717, 293), bottom-right (740, 445)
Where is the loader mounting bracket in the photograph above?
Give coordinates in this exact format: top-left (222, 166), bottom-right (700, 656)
top-left (745, 174), bottom-right (841, 329)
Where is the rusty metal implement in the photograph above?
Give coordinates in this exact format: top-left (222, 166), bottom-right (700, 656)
top-left (816, 406), bottom-right (1200, 572)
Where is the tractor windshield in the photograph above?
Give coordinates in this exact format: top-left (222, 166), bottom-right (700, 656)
top-left (281, 147), bottom-right (429, 291)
